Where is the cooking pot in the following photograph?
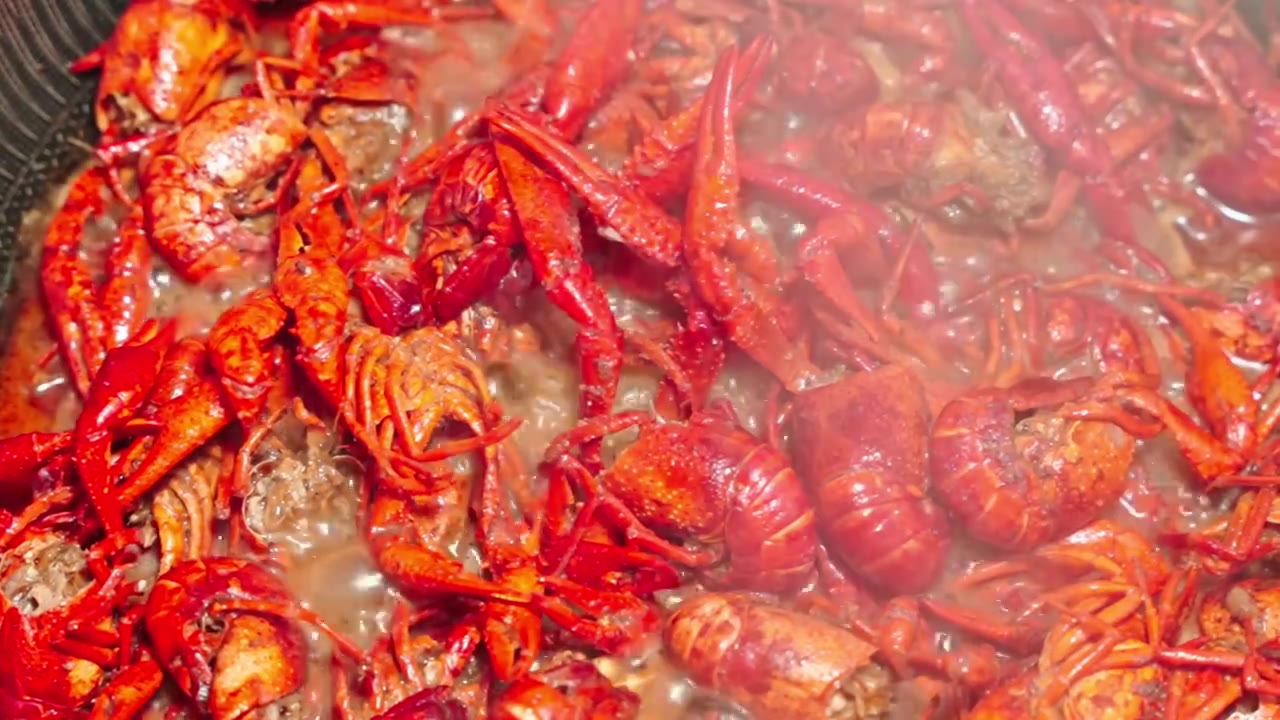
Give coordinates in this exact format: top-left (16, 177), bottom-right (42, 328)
top-left (0, 0), bottom-right (126, 335)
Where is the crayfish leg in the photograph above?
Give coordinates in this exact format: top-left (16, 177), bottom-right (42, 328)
top-left (89, 650), bottom-right (164, 719)
top-left (536, 576), bottom-right (660, 654)
top-left (41, 166), bottom-right (116, 398)
top-left (373, 538), bottom-right (535, 607)
top-left (1168, 487), bottom-right (1279, 574)
top-left (918, 597), bottom-right (1046, 656)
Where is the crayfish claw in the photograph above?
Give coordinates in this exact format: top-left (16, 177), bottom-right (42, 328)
top-left (684, 46), bottom-right (816, 391)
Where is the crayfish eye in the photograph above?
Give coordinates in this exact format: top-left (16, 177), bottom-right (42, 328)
top-left (273, 698), bottom-right (303, 719)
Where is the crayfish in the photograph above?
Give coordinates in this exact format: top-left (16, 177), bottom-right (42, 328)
top-left (665, 593), bottom-right (893, 720)
top-left (546, 399), bottom-right (818, 595)
top-left (145, 558), bottom-right (363, 718)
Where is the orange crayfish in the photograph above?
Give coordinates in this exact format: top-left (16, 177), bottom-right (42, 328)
top-left (545, 399), bottom-right (819, 595)
top-left (144, 558), bottom-right (363, 719)
top-left (929, 376), bottom-right (1141, 551)
top-left (72, 0), bottom-right (256, 134)
top-left (489, 657), bottom-right (640, 720)
top-left (665, 593), bottom-right (894, 720)
top-left (790, 364), bottom-right (951, 594)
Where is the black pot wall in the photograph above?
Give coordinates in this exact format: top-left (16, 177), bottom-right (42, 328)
top-left (0, 0), bottom-right (126, 329)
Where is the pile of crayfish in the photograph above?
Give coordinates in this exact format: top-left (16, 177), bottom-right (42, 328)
top-left (8, 0), bottom-right (1280, 716)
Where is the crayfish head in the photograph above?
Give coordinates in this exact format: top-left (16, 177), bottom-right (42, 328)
top-left (775, 33), bottom-right (880, 113)
top-left (96, 0), bottom-right (250, 134)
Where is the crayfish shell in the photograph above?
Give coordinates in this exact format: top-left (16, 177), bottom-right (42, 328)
top-left (791, 366), bottom-right (951, 593)
top-left (145, 558), bottom-right (309, 718)
top-left (665, 593), bottom-right (891, 720)
top-left (966, 645), bottom-right (1168, 720)
top-left (930, 383), bottom-right (1135, 551)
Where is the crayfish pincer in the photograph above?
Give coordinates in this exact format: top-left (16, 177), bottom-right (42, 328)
top-left (145, 557), bottom-right (363, 719)
top-left (665, 593), bottom-right (892, 719)
top-left (545, 401), bottom-right (819, 594)
top-left (791, 365), bottom-right (951, 594)
top-left (929, 377), bottom-right (1138, 551)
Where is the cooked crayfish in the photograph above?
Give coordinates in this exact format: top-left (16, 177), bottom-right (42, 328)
top-left (790, 365), bottom-right (951, 594)
top-left (545, 400), bottom-right (818, 594)
top-left (144, 557), bottom-right (363, 718)
top-left (966, 563), bottom-right (1236, 719)
top-left (1156, 579), bottom-right (1280, 707)
top-left (40, 168), bottom-right (152, 398)
top-left (71, 0), bottom-right (257, 141)
top-left (0, 532), bottom-right (156, 718)
top-left (1095, 2), bottom-right (1280, 217)
top-left (141, 95), bottom-right (306, 282)
top-left (960, 0), bottom-right (1170, 278)
top-left (489, 657), bottom-right (641, 720)
top-left (665, 593), bottom-right (892, 720)
top-left (930, 376), bottom-right (1139, 550)
top-left (922, 519), bottom-right (1180, 657)
top-left (1101, 294), bottom-right (1280, 572)
top-left (17, 0), bottom-right (1280, 717)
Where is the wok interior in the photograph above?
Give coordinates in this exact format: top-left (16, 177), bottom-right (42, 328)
top-left (1, 0), bottom-right (1280, 718)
